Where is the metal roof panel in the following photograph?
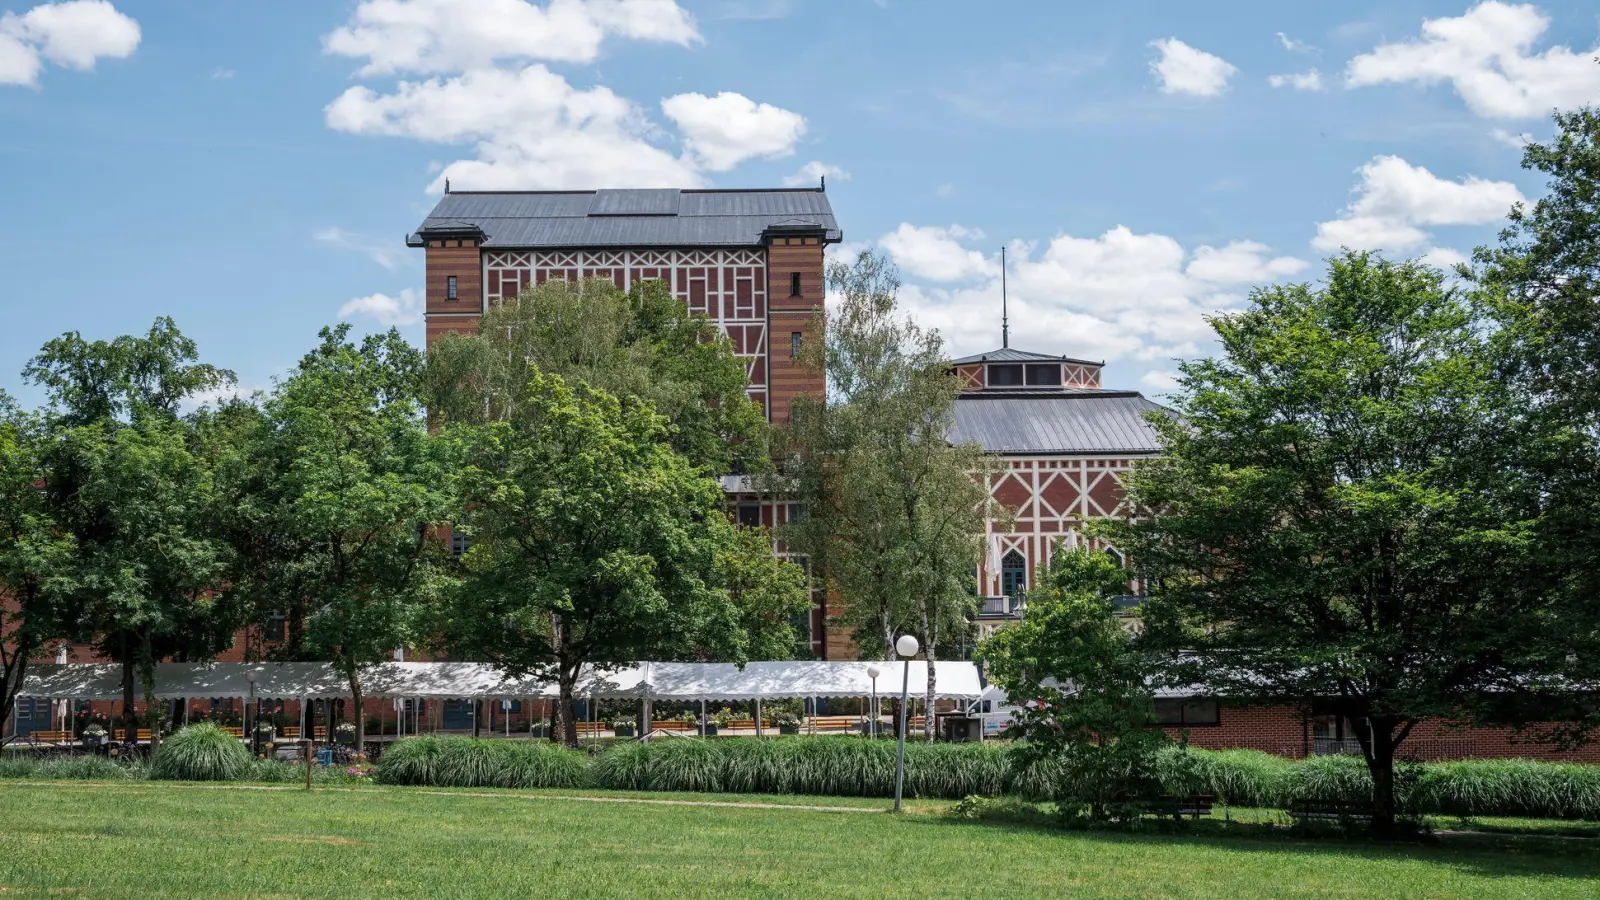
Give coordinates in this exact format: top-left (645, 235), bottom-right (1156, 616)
top-left (949, 394), bottom-right (1169, 454)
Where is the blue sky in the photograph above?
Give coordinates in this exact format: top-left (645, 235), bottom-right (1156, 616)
top-left (2, 0), bottom-right (1597, 404)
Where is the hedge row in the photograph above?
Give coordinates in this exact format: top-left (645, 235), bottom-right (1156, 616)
top-left (8, 728), bottom-right (1599, 820)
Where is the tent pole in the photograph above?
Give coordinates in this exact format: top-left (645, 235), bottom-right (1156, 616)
top-left (699, 699), bottom-right (705, 738)
top-left (755, 698), bottom-right (762, 738)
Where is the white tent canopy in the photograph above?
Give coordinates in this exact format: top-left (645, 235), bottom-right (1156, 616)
top-left (18, 660), bottom-right (983, 702)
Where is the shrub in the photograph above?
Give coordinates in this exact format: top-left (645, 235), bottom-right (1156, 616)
top-left (375, 736), bottom-right (587, 789)
top-left (0, 754), bottom-right (141, 781)
top-left (1166, 748), bottom-right (1298, 808)
top-left (150, 723), bottom-right (252, 781)
top-left (1411, 758), bottom-right (1600, 820)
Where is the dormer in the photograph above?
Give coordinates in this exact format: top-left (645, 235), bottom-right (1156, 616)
top-left (951, 348), bottom-right (1104, 391)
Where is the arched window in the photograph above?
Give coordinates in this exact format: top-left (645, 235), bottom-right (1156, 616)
top-left (1000, 549), bottom-right (1027, 599)
top-left (1103, 546), bottom-right (1125, 568)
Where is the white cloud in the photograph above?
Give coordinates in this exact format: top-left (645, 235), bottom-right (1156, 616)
top-left (1268, 69), bottom-right (1323, 91)
top-left (325, 64), bottom-right (700, 191)
top-left (1149, 37), bottom-right (1237, 97)
top-left (1277, 32), bottom-right (1312, 53)
top-left (182, 383), bottom-right (262, 412)
top-left (1346, 1), bottom-right (1600, 119)
top-left (210, 68), bottom-right (234, 80)
top-left (1491, 127), bottom-right (1532, 148)
top-left (316, 227), bottom-right (402, 270)
top-left (340, 288), bottom-right (424, 327)
top-left (783, 160), bottom-right (847, 187)
top-left (660, 91), bottom-right (806, 171)
top-left (1420, 246), bottom-right (1469, 269)
top-left (0, 0), bottom-right (138, 87)
top-left (324, 0), bottom-right (699, 76)
top-left (877, 224), bottom-right (1306, 373)
top-left (1140, 370), bottom-right (1182, 391)
top-left (1312, 155), bottom-right (1526, 253)
top-left (879, 224), bottom-right (997, 283)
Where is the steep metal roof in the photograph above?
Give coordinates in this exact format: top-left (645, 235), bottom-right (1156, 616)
top-left (414, 188), bottom-right (841, 248)
top-left (949, 392), bottom-right (1169, 454)
top-left (950, 347), bottom-right (1103, 366)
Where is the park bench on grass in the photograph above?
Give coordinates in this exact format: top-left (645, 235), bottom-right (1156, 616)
top-left (1288, 800), bottom-right (1373, 823)
top-left (1156, 793), bottom-right (1216, 821)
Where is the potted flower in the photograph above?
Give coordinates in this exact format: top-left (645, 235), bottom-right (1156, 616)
top-left (682, 710), bottom-right (715, 736)
top-left (334, 722), bottom-right (357, 745)
top-left (530, 721), bottom-right (550, 738)
top-left (611, 718), bottom-right (636, 738)
top-left (713, 708), bottom-right (735, 730)
top-left (82, 723), bottom-right (108, 747)
top-left (777, 711), bottom-right (801, 735)
top-left (254, 721), bottom-right (276, 743)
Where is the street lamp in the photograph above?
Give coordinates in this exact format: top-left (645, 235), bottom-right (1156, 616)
top-left (246, 673), bottom-right (258, 758)
top-left (892, 634), bottom-right (919, 813)
top-left (866, 666), bottom-right (881, 739)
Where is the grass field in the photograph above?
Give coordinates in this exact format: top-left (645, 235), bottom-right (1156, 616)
top-left (1, 782), bottom-right (1597, 899)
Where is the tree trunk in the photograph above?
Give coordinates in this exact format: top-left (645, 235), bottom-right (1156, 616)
top-left (140, 657), bottom-right (162, 754)
top-left (923, 640), bottom-right (937, 742)
top-left (0, 653), bottom-right (29, 747)
top-left (120, 649), bottom-right (137, 745)
top-left (558, 667), bottom-right (578, 748)
top-left (346, 668), bottom-right (365, 758)
top-left (1354, 714), bottom-right (1408, 836)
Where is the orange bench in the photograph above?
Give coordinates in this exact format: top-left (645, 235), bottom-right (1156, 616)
top-left (649, 720), bottom-right (694, 733)
top-left (280, 726), bottom-right (301, 740)
top-left (810, 716), bottom-right (858, 731)
top-left (28, 730), bottom-right (73, 744)
top-left (222, 726), bottom-right (244, 738)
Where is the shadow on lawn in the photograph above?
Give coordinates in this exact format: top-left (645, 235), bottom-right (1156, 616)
top-left (919, 813), bottom-right (1600, 884)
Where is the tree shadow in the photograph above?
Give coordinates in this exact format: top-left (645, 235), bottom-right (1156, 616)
top-left (918, 813), bottom-right (1600, 883)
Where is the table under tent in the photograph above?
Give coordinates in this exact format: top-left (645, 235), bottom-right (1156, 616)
top-left (10, 660), bottom-right (985, 749)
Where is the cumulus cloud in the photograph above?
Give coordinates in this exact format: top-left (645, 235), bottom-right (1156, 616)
top-left (1276, 32), bottom-right (1312, 53)
top-left (1268, 69), bottom-right (1323, 91)
top-left (1312, 155), bottom-right (1526, 253)
top-left (1149, 37), bottom-right (1237, 97)
top-left (1491, 127), bottom-right (1532, 149)
top-left (660, 91), bottom-right (806, 171)
top-left (783, 160), bottom-right (847, 187)
top-left (340, 288), bottom-right (424, 327)
top-left (324, 0), bottom-right (699, 75)
top-left (1140, 370), bottom-right (1182, 392)
top-left (876, 223), bottom-right (1307, 372)
top-left (325, 64), bottom-right (700, 191)
top-left (1345, 1), bottom-right (1600, 118)
top-left (0, 0), bottom-right (139, 87)
top-left (879, 224), bottom-right (997, 283)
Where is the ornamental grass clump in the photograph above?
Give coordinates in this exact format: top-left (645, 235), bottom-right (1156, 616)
top-left (374, 736), bottom-right (586, 789)
top-left (1412, 758), bottom-right (1600, 820)
top-left (0, 754), bottom-right (142, 781)
top-left (1171, 748), bottom-right (1299, 808)
top-left (1288, 754), bottom-right (1377, 807)
top-left (150, 722), bottom-right (252, 781)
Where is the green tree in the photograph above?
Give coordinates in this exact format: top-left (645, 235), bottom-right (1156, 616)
top-left (25, 318), bottom-right (239, 747)
top-left (425, 276), bottom-right (768, 474)
top-left (779, 251), bottom-right (1001, 736)
top-left (220, 326), bottom-right (446, 756)
top-left (0, 395), bottom-right (75, 743)
top-left (1474, 106), bottom-right (1600, 719)
top-left (438, 369), bottom-right (803, 746)
top-left (979, 547), bottom-right (1169, 823)
top-left (1113, 253), bottom-right (1552, 833)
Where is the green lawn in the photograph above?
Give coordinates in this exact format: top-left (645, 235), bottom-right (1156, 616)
top-left (1, 783), bottom-right (1596, 899)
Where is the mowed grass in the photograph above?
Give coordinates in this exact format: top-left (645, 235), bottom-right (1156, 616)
top-left (1, 783), bottom-right (1598, 899)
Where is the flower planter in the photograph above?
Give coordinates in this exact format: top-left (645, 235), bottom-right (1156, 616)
top-left (778, 723), bottom-right (800, 735)
top-left (82, 735), bottom-right (106, 747)
top-left (700, 724), bottom-right (718, 736)
top-left (613, 724), bottom-right (636, 737)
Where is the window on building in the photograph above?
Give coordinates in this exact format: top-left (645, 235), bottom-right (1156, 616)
top-left (790, 272), bottom-right (803, 297)
top-left (791, 331), bottom-right (803, 358)
top-left (447, 275), bottom-right (459, 300)
top-left (1104, 546), bottom-right (1125, 567)
top-left (1155, 698), bottom-right (1221, 726)
top-left (451, 529), bottom-right (471, 558)
top-left (1025, 364), bottom-right (1063, 386)
top-left (785, 502), bottom-right (805, 524)
top-left (262, 610), bottom-right (286, 644)
top-left (1000, 549), bottom-right (1027, 598)
top-left (737, 503), bottom-right (762, 528)
top-left (987, 364), bottom-right (1024, 387)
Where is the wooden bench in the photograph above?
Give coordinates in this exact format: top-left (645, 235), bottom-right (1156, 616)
top-left (222, 726), bottom-right (244, 738)
top-left (28, 730), bottom-right (73, 744)
top-left (136, 729), bottom-right (152, 742)
top-left (727, 719), bottom-right (772, 730)
top-left (573, 722), bottom-right (606, 737)
top-left (279, 726), bottom-right (301, 740)
top-left (810, 716), bottom-right (858, 731)
top-left (648, 720), bottom-right (694, 733)
top-left (1289, 800), bottom-right (1373, 823)
top-left (1157, 793), bottom-right (1215, 821)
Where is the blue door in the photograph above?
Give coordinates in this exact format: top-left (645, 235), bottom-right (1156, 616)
top-left (12, 698), bottom-right (51, 736)
top-left (442, 699), bottom-right (474, 730)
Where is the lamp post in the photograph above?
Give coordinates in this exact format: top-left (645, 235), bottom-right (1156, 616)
top-left (866, 666), bottom-right (881, 739)
top-left (246, 673), bottom-right (258, 758)
top-left (892, 635), bottom-right (919, 813)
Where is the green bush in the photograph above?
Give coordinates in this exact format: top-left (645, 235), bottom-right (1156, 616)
top-left (1411, 758), bottom-right (1600, 820)
top-left (375, 736), bottom-right (587, 789)
top-left (0, 754), bottom-right (143, 781)
top-left (150, 723), bottom-right (252, 781)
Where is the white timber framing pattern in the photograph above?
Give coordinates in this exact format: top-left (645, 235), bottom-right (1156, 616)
top-left (485, 249), bottom-right (770, 411)
top-left (979, 454), bottom-right (1147, 596)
